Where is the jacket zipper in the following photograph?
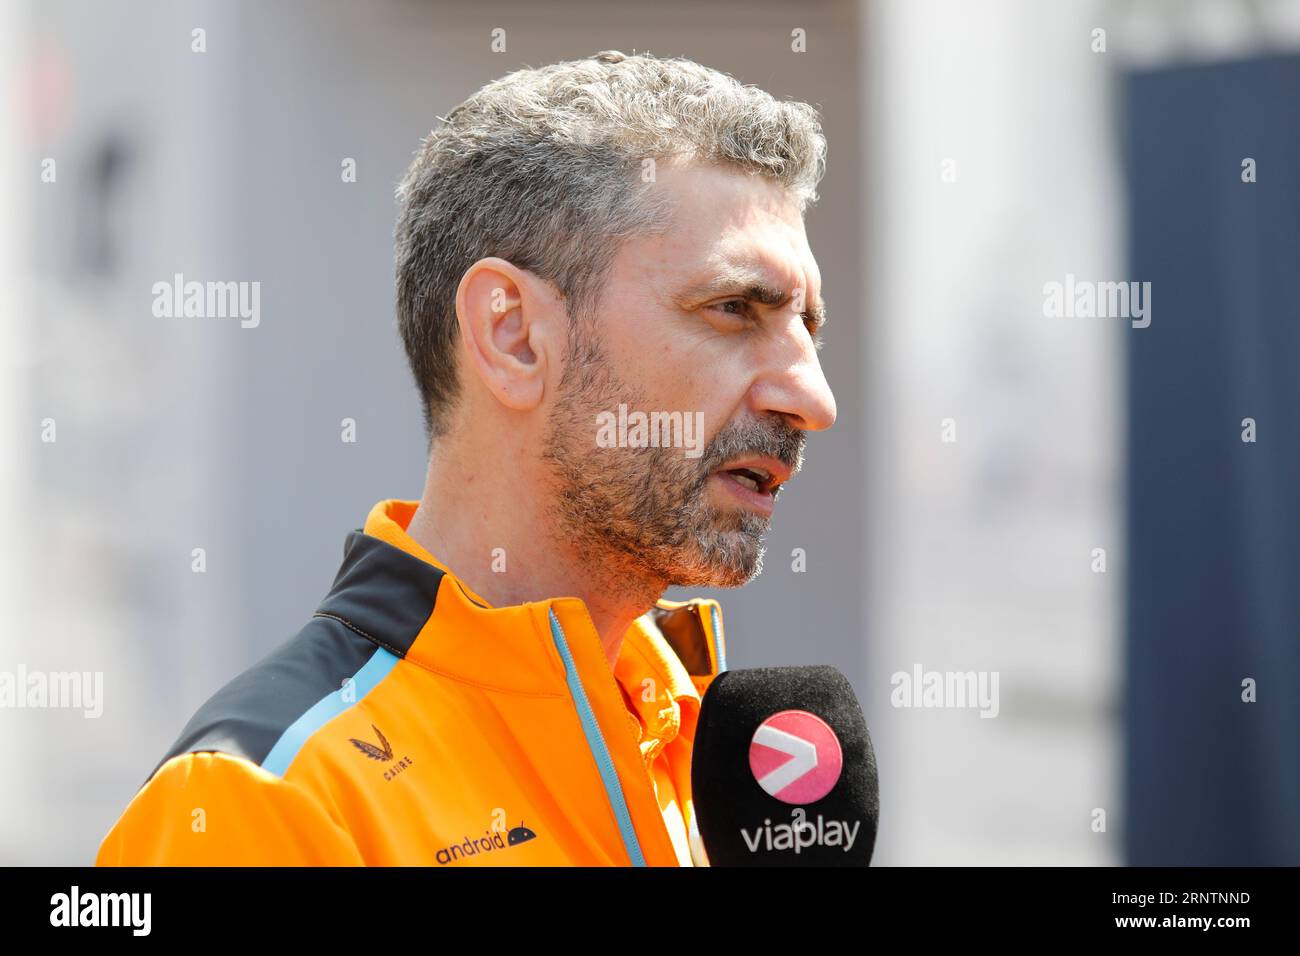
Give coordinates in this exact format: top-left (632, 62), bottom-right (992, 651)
top-left (707, 604), bottom-right (727, 671)
top-left (546, 608), bottom-right (649, 866)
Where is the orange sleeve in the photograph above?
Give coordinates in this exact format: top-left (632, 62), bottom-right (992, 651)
top-left (95, 751), bottom-right (366, 866)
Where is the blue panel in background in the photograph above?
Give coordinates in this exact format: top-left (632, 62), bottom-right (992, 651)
top-left (1124, 54), bottom-right (1300, 865)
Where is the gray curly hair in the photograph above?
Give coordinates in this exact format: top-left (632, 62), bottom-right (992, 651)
top-left (394, 49), bottom-right (828, 441)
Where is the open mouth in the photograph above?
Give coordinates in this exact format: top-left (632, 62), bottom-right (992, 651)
top-left (712, 455), bottom-right (793, 510)
top-left (721, 466), bottom-right (779, 496)
top-left (710, 454), bottom-right (793, 516)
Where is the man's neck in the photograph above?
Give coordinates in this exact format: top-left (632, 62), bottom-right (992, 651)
top-left (404, 445), bottom-right (662, 670)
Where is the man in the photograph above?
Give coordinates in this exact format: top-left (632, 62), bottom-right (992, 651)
top-left (96, 49), bottom-right (835, 866)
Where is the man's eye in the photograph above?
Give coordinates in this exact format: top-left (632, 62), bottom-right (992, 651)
top-left (711, 300), bottom-right (751, 319)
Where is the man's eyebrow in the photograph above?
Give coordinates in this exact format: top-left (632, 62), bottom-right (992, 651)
top-left (674, 266), bottom-right (828, 329)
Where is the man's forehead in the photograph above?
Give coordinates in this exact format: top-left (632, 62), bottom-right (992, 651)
top-left (616, 167), bottom-right (822, 306)
top-left (652, 163), bottom-right (810, 255)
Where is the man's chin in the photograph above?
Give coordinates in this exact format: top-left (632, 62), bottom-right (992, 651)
top-left (666, 537), bottom-right (765, 589)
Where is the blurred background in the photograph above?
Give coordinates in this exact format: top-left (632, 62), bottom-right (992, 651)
top-left (1, 0), bottom-right (1297, 866)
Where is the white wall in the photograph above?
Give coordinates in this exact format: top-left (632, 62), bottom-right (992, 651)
top-left (862, 0), bottom-right (1124, 865)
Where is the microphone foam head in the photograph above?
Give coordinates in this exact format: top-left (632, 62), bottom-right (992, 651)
top-left (692, 665), bottom-right (879, 866)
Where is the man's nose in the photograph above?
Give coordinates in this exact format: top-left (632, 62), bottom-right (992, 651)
top-left (751, 333), bottom-right (837, 433)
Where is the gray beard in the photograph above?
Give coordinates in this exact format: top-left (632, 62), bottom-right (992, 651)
top-left (539, 336), bottom-right (799, 594)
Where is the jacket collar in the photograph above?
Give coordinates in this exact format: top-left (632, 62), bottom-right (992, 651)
top-left (319, 500), bottom-right (726, 712)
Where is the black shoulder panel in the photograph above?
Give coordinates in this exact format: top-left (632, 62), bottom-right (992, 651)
top-left (315, 530), bottom-right (446, 658)
top-left (143, 530), bottom-right (445, 788)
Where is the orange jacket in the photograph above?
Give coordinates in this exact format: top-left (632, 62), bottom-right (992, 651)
top-left (95, 499), bottom-right (726, 866)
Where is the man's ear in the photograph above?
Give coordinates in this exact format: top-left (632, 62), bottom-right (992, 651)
top-left (454, 257), bottom-right (555, 412)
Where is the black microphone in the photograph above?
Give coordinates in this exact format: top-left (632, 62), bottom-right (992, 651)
top-left (691, 665), bottom-right (879, 866)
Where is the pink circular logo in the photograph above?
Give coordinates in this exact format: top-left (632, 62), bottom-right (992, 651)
top-left (748, 709), bottom-right (843, 804)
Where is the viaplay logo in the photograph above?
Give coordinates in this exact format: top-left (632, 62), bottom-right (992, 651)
top-left (744, 709), bottom-right (862, 854)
